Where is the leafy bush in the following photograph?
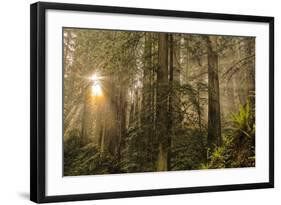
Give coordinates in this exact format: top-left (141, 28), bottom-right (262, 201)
top-left (202, 101), bottom-right (255, 169)
top-left (64, 130), bottom-right (120, 176)
top-left (226, 101), bottom-right (255, 167)
top-left (121, 120), bottom-right (157, 173)
top-left (171, 128), bottom-right (207, 170)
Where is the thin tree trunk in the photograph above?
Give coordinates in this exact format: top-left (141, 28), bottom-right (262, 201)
top-left (99, 121), bottom-right (105, 154)
top-left (116, 83), bottom-right (127, 161)
top-left (167, 34), bottom-right (173, 170)
top-left (197, 83), bottom-right (202, 133)
top-left (81, 88), bottom-right (90, 141)
top-left (184, 35), bottom-right (189, 82)
top-left (151, 34), bottom-right (158, 164)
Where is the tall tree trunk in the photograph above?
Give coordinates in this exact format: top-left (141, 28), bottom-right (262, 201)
top-left (151, 34), bottom-right (158, 164)
top-left (167, 34), bottom-right (174, 170)
top-left (184, 35), bottom-right (189, 82)
top-left (156, 33), bottom-right (169, 171)
top-left (99, 121), bottom-right (105, 153)
top-left (172, 35), bottom-right (183, 125)
top-left (142, 33), bottom-right (152, 111)
top-left (114, 81), bottom-right (127, 161)
top-left (173, 35), bottom-right (181, 84)
top-left (81, 88), bottom-right (90, 141)
top-left (142, 33), bottom-right (153, 163)
top-left (197, 83), bottom-right (202, 132)
top-left (207, 36), bottom-right (222, 150)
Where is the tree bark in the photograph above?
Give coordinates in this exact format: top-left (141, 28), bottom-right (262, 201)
top-left (167, 34), bottom-right (174, 171)
top-left (142, 33), bottom-right (153, 162)
top-left (116, 83), bottom-right (127, 161)
top-left (81, 88), bottom-right (90, 141)
top-left (156, 33), bottom-right (169, 171)
top-left (207, 36), bottom-right (222, 150)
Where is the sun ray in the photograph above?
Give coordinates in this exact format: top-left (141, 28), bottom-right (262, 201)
top-left (91, 83), bottom-right (102, 96)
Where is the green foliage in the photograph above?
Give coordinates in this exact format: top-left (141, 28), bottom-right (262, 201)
top-left (226, 101), bottom-right (255, 167)
top-left (171, 129), bottom-right (207, 170)
top-left (64, 131), bottom-right (120, 176)
top-left (121, 118), bottom-right (156, 173)
top-left (202, 101), bottom-right (255, 169)
top-left (201, 147), bottom-right (227, 169)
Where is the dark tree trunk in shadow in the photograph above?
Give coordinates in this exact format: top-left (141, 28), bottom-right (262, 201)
top-left (156, 33), bottom-right (169, 171)
top-left (207, 36), bottom-right (222, 150)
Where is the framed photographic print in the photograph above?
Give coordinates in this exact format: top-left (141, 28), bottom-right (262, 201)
top-left (30, 1), bottom-right (274, 203)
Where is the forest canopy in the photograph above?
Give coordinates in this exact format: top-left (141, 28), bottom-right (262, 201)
top-left (63, 28), bottom-right (255, 176)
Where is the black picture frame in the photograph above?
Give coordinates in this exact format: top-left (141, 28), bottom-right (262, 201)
top-left (30, 1), bottom-right (274, 203)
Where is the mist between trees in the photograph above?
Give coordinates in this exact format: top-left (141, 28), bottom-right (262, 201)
top-left (63, 28), bottom-right (255, 176)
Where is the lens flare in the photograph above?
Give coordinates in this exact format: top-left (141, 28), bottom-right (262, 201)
top-left (92, 83), bottom-right (102, 96)
top-left (91, 73), bottom-right (99, 81)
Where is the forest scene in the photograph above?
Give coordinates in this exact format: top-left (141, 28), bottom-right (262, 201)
top-left (63, 28), bottom-right (255, 176)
